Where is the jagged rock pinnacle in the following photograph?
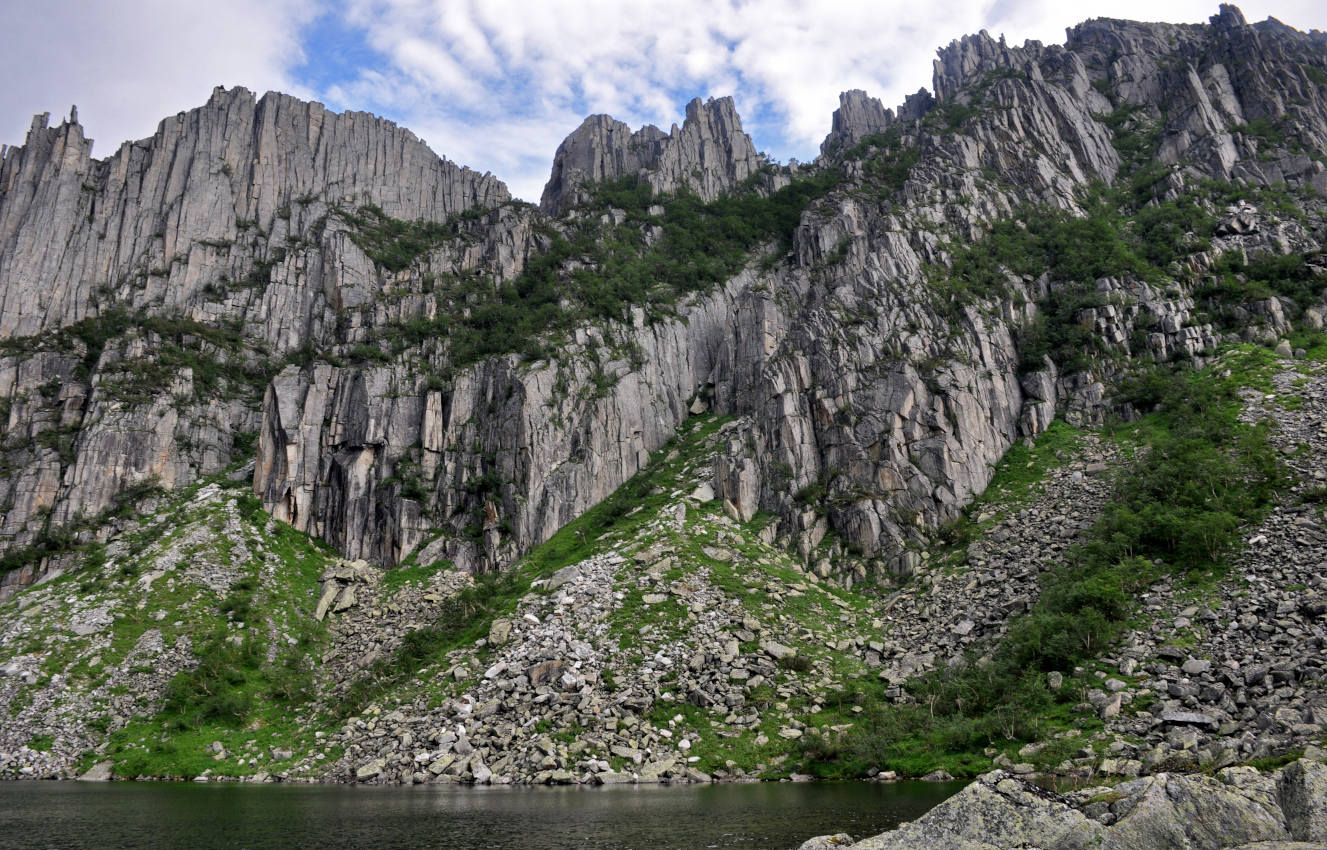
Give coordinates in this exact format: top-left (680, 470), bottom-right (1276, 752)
top-left (540, 96), bottom-right (760, 214)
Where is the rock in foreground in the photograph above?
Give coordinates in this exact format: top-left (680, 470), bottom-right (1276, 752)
top-left (797, 758), bottom-right (1327, 850)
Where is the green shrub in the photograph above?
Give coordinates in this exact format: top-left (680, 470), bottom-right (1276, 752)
top-left (161, 628), bottom-right (261, 730)
top-left (219, 577), bottom-right (257, 622)
top-left (338, 204), bottom-right (470, 272)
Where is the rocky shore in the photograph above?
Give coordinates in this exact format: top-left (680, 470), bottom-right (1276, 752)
top-left (798, 754), bottom-right (1327, 850)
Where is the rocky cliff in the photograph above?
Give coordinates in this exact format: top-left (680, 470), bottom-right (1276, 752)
top-left (249, 2), bottom-right (1327, 585)
top-left (4, 5), bottom-right (1327, 596)
top-left (0, 86), bottom-right (507, 338)
top-left (0, 86), bottom-right (508, 589)
top-left (540, 96), bottom-right (762, 215)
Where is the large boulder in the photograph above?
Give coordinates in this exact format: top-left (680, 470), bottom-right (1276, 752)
top-left (1277, 759), bottom-right (1327, 843)
top-left (802, 761), bottom-right (1327, 850)
top-left (817, 771), bottom-right (1103, 850)
top-left (1097, 771), bottom-right (1286, 850)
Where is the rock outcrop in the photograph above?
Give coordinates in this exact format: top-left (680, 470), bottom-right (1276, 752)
top-left (798, 759), bottom-right (1327, 850)
top-left (1065, 5), bottom-right (1327, 184)
top-left (0, 86), bottom-right (510, 577)
top-left (540, 96), bottom-right (761, 215)
top-left (821, 90), bottom-right (894, 154)
top-left (819, 89), bottom-right (936, 154)
top-left (0, 86), bottom-right (507, 338)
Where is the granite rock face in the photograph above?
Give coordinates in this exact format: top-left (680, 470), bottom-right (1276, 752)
top-left (540, 96), bottom-right (761, 215)
top-left (0, 86), bottom-right (509, 593)
top-left (819, 89), bottom-right (934, 154)
top-left (1065, 4), bottom-right (1327, 185)
top-left (0, 86), bottom-right (507, 338)
top-left (255, 5), bottom-right (1327, 576)
top-left (254, 278), bottom-right (741, 569)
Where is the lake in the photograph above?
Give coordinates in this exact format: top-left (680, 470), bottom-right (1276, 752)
top-left (0, 779), bottom-right (963, 849)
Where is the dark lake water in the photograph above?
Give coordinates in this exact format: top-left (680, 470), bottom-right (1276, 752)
top-left (0, 779), bottom-right (963, 850)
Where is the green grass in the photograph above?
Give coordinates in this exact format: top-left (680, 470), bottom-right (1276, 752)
top-left (524, 414), bottom-right (732, 574)
top-left (1245, 749), bottom-right (1306, 772)
top-left (62, 487), bottom-right (342, 780)
top-left (645, 699), bottom-right (795, 776)
top-left (1288, 328), bottom-right (1327, 362)
top-left (381, 558), bottom-right (454, 592)
top-left (984, 420), bottom-right (1083, 502)
top-left (336, 203), bottom-right (489, 273)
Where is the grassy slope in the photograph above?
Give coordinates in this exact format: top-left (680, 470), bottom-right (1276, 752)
top-left (1, 347), bottom-right (1308, 781)
top-left (798, 343), bottom-right (1297, 779)
top-left (0, 477), bottom-right (343, 779)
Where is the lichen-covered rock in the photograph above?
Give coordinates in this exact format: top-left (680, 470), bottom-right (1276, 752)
top-left (806, 761), bottom-right (1327, 850)
top-left (828, 771), bottom-right (1103, 850)
top-left (1277, 759), bottom-right (1327, 843)
top-left (1097, 772), bottom-right (1286, 849)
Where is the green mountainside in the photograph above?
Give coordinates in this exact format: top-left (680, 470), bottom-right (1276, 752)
top-left (1, 4), bottom-right (1326, 788)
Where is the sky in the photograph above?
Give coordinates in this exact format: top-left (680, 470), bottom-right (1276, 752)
top-left (3, 1), bottom-right (1327, 202)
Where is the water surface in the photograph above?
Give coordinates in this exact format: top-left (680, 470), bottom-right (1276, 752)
top-left (0, 779), bottom-right (963, 850)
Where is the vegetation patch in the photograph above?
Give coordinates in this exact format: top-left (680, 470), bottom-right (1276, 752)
top-left (336, 203), bottom-right (493, 272)
top-left (90, 486), bottom-right (338, 780)
top-left (367, 172), bottom-right (840, 373)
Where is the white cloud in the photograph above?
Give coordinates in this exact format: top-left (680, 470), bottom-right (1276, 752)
top-left (0, 0), bottom-right (318, 158)
top-left (322, 0), bottom-right (1327, 200)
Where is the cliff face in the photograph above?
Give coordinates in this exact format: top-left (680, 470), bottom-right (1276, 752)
top-left (0, 87), bottom-right (509, 593)
top-left (2, 5), bottom-right (1327, 596)
top-left (0, 86), bottom-right (507, 339)
top-left (1063, 5), bottom-right (1327, 184)
top-left (5, 4), bottom-right (1327, 787)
